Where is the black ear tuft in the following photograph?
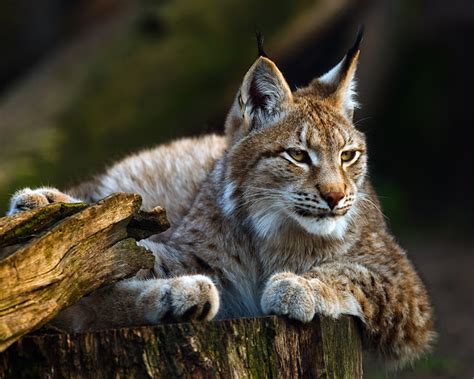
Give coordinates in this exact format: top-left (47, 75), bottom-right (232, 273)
top-left (339, 25), bottom-right (364, 76)
top-left (347, 25), bottom-right (364, 61)
top-left (255, 30), bottom-right (268, 58)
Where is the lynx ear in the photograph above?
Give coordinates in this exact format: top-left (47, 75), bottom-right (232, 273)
top-left (239, 56), bottom-right (293, 131)
top-left (316, 29), bottom-right (363, 119)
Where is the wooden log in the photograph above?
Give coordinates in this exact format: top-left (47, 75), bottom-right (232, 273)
top-left (0, 193), bottom-right (169, 352)
top-left (0, 315), bottom-right (362, 379)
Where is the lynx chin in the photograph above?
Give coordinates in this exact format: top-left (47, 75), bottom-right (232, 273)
top-left (8, 31), bottom-right (434, 365)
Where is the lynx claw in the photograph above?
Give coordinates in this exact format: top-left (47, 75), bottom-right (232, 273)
top-left (261, 272), bottom-right (316, 323)
top-left (7, 187), bottom-right (80, 215)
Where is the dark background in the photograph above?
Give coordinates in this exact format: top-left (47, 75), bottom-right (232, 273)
top-left (0, 1), bottom-right (472, 377)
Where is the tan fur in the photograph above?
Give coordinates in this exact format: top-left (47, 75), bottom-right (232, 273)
top-left (8, 41), bottom-right (434, 365)
top-left (68, 134), bottom-right (226, 227)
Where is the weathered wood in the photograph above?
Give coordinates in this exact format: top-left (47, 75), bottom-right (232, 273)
top-left (127, 206), bottom-right (170, 240)
top-left (0, 202), bottom-right (87, 251)
top-left (0, 315), bottom-right (362, 379)
top-left (0, 193), bottom-right (168, 352)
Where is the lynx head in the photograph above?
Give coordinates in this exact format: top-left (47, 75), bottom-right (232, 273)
top-left (221, 31), bottom-right (367, 239)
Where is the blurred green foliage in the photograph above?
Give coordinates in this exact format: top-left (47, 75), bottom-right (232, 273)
top-left (365, 353), bottom-right (460, 379)
top-left (0, 0), bottom-right (315, 212)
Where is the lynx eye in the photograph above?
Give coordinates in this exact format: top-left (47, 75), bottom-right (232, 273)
top-left (287, 148), bottom-right (309, 163)
top-left (341, 150), bottom-right (357, 163)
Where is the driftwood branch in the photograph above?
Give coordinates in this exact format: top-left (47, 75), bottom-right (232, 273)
top-left (0, 193), bottom-right (169, 352)
top-left (0, 315), bottom-right (362, 378)
top-left (0, 202), bottom-right (88, 253)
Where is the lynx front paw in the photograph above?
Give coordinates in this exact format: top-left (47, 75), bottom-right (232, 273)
top-left (168, 275), bottom-right (220, 321)
top-left (261, 272), bottom-right (315, 322)
top-left (140, 275), bottom-right (220, 323)
top-left (7, 187), bottom-right (81, 215)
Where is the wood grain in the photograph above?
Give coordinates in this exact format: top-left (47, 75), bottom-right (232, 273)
top-left (0, 315), bottom-right (362, 379)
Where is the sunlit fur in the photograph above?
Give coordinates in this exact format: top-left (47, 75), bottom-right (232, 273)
top-left (8, 42), bottom-right (434, 366)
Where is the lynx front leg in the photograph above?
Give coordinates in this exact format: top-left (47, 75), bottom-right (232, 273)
top-left (260, 271), bottom-right (362, 323)
top-left (52, 275), bottom-right (220, 332)
top-left (7, 187), bottom-right (82, 215)
top-left (304, 262), bottom-right (434, 363)
top-left (261, 263), bottom-right (435, 364)
top-left (261, 270), bottom-right (365, 323)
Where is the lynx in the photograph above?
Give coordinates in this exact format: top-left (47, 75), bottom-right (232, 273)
top-left (8, 32), bottom-right (434, 364)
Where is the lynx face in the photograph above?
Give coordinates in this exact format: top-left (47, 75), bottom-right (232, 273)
top-left (223, 38), bottom-right (366, 238)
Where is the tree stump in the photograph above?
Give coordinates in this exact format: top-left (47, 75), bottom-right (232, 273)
top-left (0, 315), bottom-right (362, 378)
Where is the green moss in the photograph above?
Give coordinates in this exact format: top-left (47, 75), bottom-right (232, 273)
top-left (0, 203), bottom-right (87, 247)
top-left (321, 316), bottom-right (362, 379)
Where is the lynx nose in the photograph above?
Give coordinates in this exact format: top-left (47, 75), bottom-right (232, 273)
top-left (322, 191), bottom-right (345, 210)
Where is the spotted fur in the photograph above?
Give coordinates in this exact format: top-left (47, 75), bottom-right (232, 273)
top-left (8, 37), bottom-right (434, 365)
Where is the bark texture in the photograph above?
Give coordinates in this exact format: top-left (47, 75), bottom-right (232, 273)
top-left (0, 193), bottom-right (169, 352)
top-left (0, 315), bottom-right (362, 379)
